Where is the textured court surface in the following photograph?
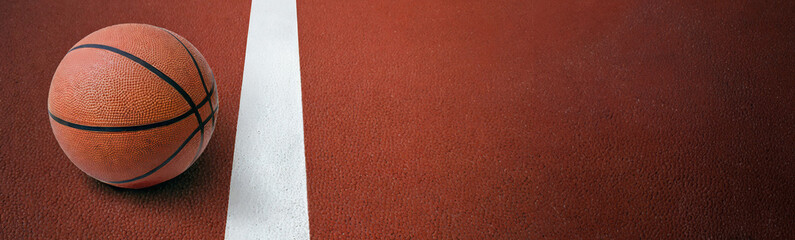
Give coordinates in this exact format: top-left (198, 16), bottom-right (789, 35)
top-left (0, 0), bottom-right (250, 238)
top-left (2, 0), bottom-right (794, 239)
top-left (297, 0), bottom-right (793, 238)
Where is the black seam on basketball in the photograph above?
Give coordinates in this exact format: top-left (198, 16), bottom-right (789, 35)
top-left (48, 87), bottom-right (214, 132)
top-left (208, 70), bottom-right (218, 125)
top-left (105, 106), bottom-right (217, 184)
top-left (69, 44), bottom-right (204, 131)
top-left (191, 85), bottom-right (218, 166)
top-left (161, 30), bottom-right (212, 106)
top-left (164, 28), bottom-right (217, 126)
top-left (67, 43), bottom-right (210, 185)
top-left (190, 106), bottom-right (217, 166)
top-left (161, 28), bottom-right (215, 159)
top-left (210, 83), bottom-right (218, 128)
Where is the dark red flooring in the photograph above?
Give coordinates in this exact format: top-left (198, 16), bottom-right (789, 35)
top-left (0, 0), bottom-right (251, 238)
top-left (1, 0), bottom-right (793, 238)
top-left (298, 0), bottom-right (794, 238)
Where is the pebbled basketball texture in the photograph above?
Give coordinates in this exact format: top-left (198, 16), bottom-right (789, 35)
top-left (48, 23), bottom-right (219, 189)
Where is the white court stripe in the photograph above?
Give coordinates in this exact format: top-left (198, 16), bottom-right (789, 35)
top-left (225, 0), bottom-right (310, 239)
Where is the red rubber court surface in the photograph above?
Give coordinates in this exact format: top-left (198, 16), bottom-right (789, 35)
top-left (297, 0), bottom-right (793, 238)
top-left (1, 0), bottom-right (793, 238)
top-left (0, 0), bottom-right (250, 238)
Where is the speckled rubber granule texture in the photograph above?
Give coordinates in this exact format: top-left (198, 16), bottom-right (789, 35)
top-left (0, 0), bottom-right (251, 238)
top-left (297, 0), bottom-right (794, 238)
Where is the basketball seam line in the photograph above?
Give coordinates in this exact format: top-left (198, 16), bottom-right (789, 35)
top-left (191, 86), bottom-right (217, 167)
top-left (161, 29), bottom-right (216, 126)
top-left (105, 106), bottom-right (217, 184)
top-left (161, 29), bottom-right (215, 165)
top-left (64, 43), bottom-right (208, 185)
top-left (69, 44), bottom-right (204, 130)
top-left (48, 87), bottom-right (214, 132)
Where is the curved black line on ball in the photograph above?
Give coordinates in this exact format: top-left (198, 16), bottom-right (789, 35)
top-left (161, 28), bottom-right (216, 160)
top-left (104, 106), bottom-right (217, 184)
top-left (67, 43), bottom-right (211, 185)
top-left (161, 29), bottom-right (214, 110)
top-left (48, 87), bottom-right (214, 132)
top-left (70, 44), bottom-right (204, 129)
top-left (190, 105), bottom-right (218, 166)
top-left (171, 29), bottom-right (217, 128)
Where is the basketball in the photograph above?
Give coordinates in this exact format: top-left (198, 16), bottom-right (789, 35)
top-left (47, 23), bottom-right (218, 189)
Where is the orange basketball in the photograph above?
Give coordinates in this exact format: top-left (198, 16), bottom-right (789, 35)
top-left (48, 23), bottom-right (218, 189)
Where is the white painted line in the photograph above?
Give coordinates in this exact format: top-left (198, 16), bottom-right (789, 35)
top-left (225, 0), bottom-right (309, 239)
